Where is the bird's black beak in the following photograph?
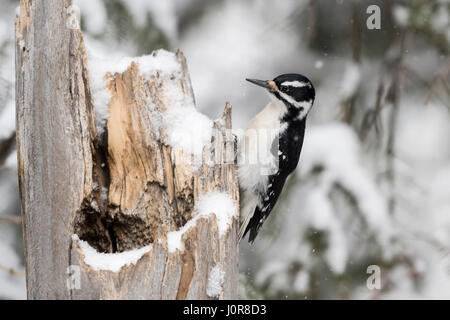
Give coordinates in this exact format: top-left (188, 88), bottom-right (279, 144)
top-left (246, 78), bottom-right (278, 91)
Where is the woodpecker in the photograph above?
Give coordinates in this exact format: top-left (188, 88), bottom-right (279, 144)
top-left (238, 74), bottom-right (315, 243)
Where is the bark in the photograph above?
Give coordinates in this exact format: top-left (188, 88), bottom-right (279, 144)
top-left (15, 0), bottom-right (238, 300)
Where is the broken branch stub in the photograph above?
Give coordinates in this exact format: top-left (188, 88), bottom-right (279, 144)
top-left (16, 0), bottom-right (238, 300)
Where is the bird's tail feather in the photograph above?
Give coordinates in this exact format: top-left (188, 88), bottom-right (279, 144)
top-left (238, 190), bottom-right (260, 242)
top-left (238, 211), bottom-right (252, 241)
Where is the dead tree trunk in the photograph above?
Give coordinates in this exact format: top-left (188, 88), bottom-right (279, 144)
top-left (15, 0), bottom-right (238, 300)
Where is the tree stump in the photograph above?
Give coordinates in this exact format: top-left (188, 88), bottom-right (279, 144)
top-left (15, 0), bottom-right (238, 300)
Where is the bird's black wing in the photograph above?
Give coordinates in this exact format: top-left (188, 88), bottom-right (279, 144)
top-left (242, 119), bottom-right (306, 243)
top-left (243, 173), bottom-right (287, 243)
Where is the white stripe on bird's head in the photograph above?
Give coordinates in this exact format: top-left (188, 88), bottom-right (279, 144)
top-left (277, 91), bottom-right (313, 117)
top-left (280, 80), bottom-right (311, 88)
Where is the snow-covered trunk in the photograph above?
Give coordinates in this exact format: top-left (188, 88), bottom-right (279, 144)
top-left (15, 0), bottom-right (238, 300)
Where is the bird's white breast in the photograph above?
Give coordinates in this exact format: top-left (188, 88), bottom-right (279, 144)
top-left (237, 97), bottom-right (287, 194)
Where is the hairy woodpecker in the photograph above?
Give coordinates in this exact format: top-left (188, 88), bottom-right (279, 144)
top-left (238, 74), bottom-right (315, 243)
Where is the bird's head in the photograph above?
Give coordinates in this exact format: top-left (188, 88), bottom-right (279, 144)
top-left (246, 73), bottom-right (315, 120)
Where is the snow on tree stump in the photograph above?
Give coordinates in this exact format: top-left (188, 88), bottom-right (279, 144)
top-left (15, 0), bottom-right (238, 300)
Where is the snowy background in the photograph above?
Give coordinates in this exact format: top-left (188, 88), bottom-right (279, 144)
top-left (0, 0), bottom-right (449, 299)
